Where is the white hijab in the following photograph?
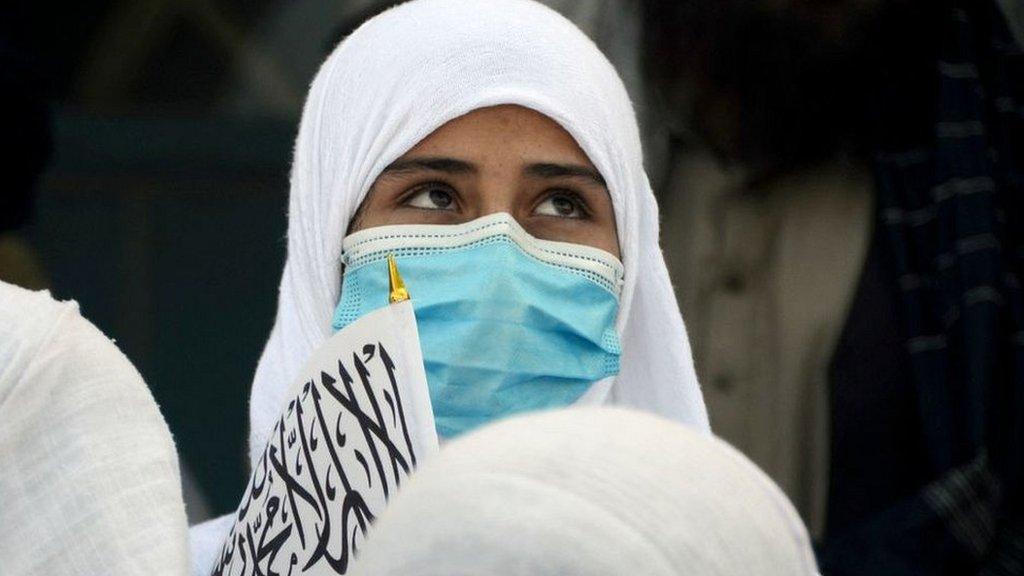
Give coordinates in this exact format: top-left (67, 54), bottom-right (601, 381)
top-left (0, 282), bottom-right (190, 575)
top-left (192, 0), bottom-right (708, 570)
top-left (349, 407), bottom-right (818, 576)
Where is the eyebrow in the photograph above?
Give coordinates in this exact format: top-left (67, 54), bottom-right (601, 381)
top-left (524, 162), bottom-right (606, 187)
top-left (382, 156), bottom-right (606, 187)
top-left (381, 157), bottom-right (477, 175)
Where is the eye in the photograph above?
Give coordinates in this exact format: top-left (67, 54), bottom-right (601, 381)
top-left (403, 183), bottom-right (457, 211)
top-left (534, 191), bottom-right (588, 219)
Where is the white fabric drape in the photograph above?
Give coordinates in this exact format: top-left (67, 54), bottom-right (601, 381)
top-left (192, 0), bottom-right (709, 570)
top-left (0, 282), bottom-right (190, 575)
top-left (349, 407), bottom-right (818, 576)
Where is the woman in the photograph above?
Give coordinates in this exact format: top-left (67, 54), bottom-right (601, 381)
top-left (191, 0), bottom-right (709, 571)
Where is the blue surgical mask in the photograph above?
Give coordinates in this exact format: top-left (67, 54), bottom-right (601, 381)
top-left (332, 212), bottom-right (623, 439)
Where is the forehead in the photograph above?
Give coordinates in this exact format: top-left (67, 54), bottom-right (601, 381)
top-left (400, 105), bottom-right (597, 170)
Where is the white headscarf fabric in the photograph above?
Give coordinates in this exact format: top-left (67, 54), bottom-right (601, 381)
top-left (0, 282), bottom-right (190, 575)
top-left (192, 0), bottom-right (709, 570)
top-left (349, 407), bottom-right (818, 576)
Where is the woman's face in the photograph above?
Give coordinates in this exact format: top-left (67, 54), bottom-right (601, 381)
top-left (350, 105), bottom-right (620, 259)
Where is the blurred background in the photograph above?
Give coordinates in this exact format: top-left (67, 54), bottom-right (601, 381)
top-left (2, 0), bottom-right (1021, 574)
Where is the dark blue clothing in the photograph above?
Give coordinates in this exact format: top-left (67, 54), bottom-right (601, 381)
top-left (827, 224), bottom-right (931, 536)
top-left (819, 2), bottom-right (1024, 574)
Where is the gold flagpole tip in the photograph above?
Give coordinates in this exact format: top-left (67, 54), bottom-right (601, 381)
top-left (387, 254), bottom-right (410, 303)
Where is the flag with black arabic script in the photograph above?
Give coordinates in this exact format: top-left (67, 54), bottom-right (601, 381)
top-left (211, 300), bottom-right (438, 575)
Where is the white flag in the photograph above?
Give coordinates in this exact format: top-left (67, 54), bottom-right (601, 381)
top-left (212, 300), bottom-right (437, 575)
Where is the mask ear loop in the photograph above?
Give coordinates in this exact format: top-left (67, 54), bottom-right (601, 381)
top-left (338, 254), bottom-right (347, 304)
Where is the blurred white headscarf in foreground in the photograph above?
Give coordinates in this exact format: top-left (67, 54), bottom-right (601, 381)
top-left (350, 407), bottom-right (818, 576)
top-left (193, 0), bottom-right (708, 569)
top-left (0, 282), bottom-right (190, 575)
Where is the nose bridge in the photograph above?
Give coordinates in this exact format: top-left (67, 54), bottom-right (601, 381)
top-left (474, 161), bottom-right (522, 218)
top-left (476, 183), bottom-right (519, 217)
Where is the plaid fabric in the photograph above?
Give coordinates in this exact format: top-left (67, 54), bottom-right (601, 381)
top-left (923, 453), bottom-right (1000, 560)
top-left (855, 1), bottom-right (1023, 573)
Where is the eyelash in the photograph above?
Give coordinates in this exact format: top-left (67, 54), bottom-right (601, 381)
top-left (398, 181), bottom-right (593, 219)
top-left (542, 189), bottom-right (592, 219)
top-left (399, 181), bottom-right (459, 209)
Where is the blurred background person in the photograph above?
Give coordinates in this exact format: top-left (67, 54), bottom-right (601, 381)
top-left (0, 281), bottom-right (190, 575)
top-left (644, 0), bottom-right (1023, 573)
